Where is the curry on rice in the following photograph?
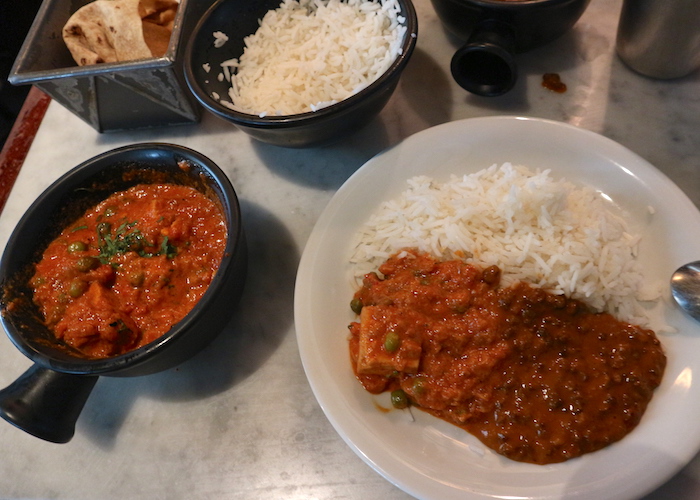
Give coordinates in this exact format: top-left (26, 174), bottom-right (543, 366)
top-left (348, 249), bottom-right (666, 465)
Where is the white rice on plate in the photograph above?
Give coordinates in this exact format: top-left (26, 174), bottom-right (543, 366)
top-left (214, 0), bottom-right (407, 116)
top-left (349, 163), bottom-right (664, 327)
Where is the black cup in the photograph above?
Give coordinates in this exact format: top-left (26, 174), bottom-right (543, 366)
top-left (430, 0), bottom-right (591, 96)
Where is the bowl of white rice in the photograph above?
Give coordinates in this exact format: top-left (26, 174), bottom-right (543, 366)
top-left (184, 0), bottom-right (418, 147)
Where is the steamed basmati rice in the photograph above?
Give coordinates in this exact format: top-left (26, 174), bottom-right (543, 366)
top-left (349, 163), bottom-right (661, 326)
top-left (219, 0), bottom-right (407, 116)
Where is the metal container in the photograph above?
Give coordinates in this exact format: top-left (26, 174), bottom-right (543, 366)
top-left (8, 0), bottom-right (203, 132)
top-left (616, 0), bottom-right (700, 79)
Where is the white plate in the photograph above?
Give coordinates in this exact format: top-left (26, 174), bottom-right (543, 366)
top-left (294, 116), bottom-right (700, 500)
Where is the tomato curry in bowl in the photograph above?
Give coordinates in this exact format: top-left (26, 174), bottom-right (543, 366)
top-left (0, 143), bottom-right (247, 443)
top-left (32, 182), bottom-right (226, 359)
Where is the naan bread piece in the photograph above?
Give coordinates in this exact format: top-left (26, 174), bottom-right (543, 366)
top-left (140, 0), bottom-right (178, 28)
top-left (63, 0), bottom-right (148, 65)
top-left (141, 19), bottom-right (172, 57)
top-left (62, 0), bottom-right (178, 66)
top-left (140, 0), bottom-right (178, 55)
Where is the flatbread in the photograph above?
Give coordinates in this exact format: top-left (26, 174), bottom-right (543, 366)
top-left (62, 0), bottom-right (178, 66)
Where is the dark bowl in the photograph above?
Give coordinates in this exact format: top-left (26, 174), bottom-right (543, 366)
top-left (429, 0), bottom-right (591, 96)
top-left (184, 0), bottom-right (418, 148)
top-left (0, 143), bottom-right (247, 442)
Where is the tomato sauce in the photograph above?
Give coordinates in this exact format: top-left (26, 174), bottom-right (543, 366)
top-left (348, 250), bottom-right (666, 464)
top-left (542, 72), bottom-right (567, 93)
top-left (31, 183), bottom-right (226, 359)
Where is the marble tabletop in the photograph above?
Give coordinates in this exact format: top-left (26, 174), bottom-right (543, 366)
top-left (1, 0), bottom-right (699, 498)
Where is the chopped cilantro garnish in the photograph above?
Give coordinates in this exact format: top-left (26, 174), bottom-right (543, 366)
top-left (98, 219), bottom-right (178, 266)
top-left (159, 236), bottom-right (178, 260)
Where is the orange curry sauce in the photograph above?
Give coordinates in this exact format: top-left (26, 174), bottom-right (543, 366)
top-left (31, 183), bottom-right (226, 359)
top-left (348, 250), bottom-right (666, 465)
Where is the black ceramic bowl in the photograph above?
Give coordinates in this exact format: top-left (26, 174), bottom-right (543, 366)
top-left (184, 0), bottom-right (418, 148)
top-left (430, 0), bottom-right (591, 96)
top-left (0, 143), bottom-right (247, 443)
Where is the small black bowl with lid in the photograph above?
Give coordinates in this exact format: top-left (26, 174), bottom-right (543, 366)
top-left (0, 143), bottom-right (247, 443)
top-left (430, 0), bottom-right (591, 96)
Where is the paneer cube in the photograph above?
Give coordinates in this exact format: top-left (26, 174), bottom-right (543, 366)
top-left (357, 305), bottom-right (422, 376)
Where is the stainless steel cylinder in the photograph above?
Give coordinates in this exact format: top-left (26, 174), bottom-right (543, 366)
top-left (616, 0), bottom-right (700, 79)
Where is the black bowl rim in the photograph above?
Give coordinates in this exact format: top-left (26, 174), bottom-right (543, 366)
top-left (0, 142), bottom-right (242, 375)
top-left (433, 0), bottom-right (586, 7)
top-left (428, 0), bottom-right (592, 20)
top-left (454, 0), bottom-right (583, 4)
top-left (184, 0), bottom-right (419, 129)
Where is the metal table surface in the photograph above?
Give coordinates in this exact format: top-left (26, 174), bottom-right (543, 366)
top-left (0, 0), bottom-right (699, 498)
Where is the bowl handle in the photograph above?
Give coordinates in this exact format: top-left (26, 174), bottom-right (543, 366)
top-left (0, 365), bottom-right (98, 443)
top-left (450, 19), bottom-right (518, 97)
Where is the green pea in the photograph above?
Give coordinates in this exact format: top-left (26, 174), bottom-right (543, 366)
top-left (453, 304), bottom-right (467, 314)
top-left (350, 298), bottom-right (363, 315)
top-left (384, 331), bottom-right (400, 353)
top-left (68, 279), bottom-right (86, 298)
top-left (390, 389), bottom-right (409, 409)
top-left (128, 271), bottom-right (145, 287)
top-left (75, 256), bottom-right (98, 272)
top-left (67, 241), bottom-right (87, 253)
top-left (412, 377), bottom-right (426, 396)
